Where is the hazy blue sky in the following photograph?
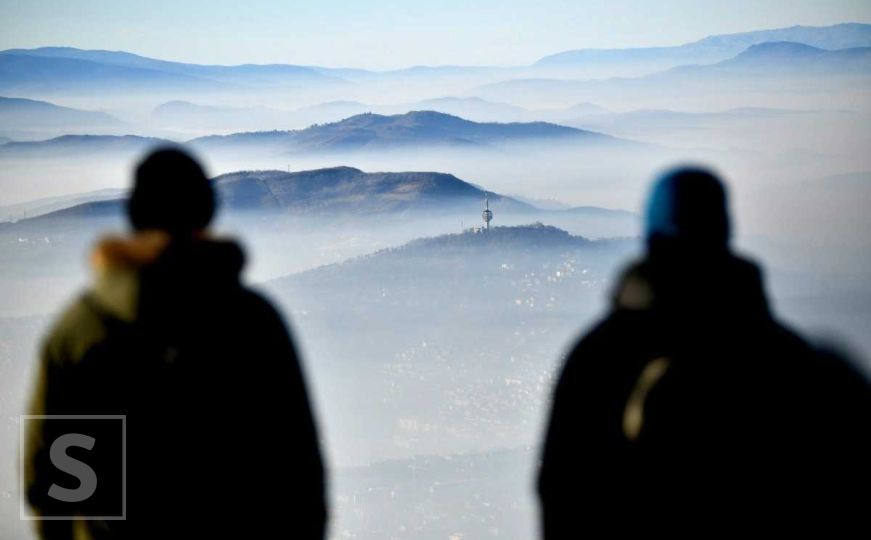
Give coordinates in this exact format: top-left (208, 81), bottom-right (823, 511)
top-left (1, 0), bottom-right (869, 69)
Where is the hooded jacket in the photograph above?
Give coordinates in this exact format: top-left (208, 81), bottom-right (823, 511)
top-left (25, 232), bottom-right (326, 540)
top-left (537, 249), bottom-right (870, 536)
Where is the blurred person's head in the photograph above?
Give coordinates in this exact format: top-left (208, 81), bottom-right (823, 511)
top-left (644, 166), bottom-right (730, 254)
top-left (128, 148), bottom-right (214, 236)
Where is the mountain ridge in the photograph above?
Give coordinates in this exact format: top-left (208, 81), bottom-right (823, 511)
top-left (1, 166), bottom-right (640, 241)
top-left (4, 23), bottom-right (868, 75)
top-left (0, 96), bottom-right (127, 140)
top-left (2, 166), bottom-right (536, 225)
top-left (188, 110), bottom-right (623, 152)
top-left (535, 22), bottom-right (871, 66)
top-left (0, 134), bottom-right (171, 155)
top-left (266, 223), bottom-right (638, 316)
top-left (0, 46), bottom-right (346, 90)
top-left (474, 41), bottom-right (871, 105)
top-left (0, 110), bottom-right (629, 155)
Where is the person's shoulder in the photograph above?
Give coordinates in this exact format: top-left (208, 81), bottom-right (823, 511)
top-left (813, 345), bottom-right (871, 390)
top-left (725, 252), bottom-right (766, 282)
top-left (235, 286), bottom-right (296, 331)
top-left (237, 286), bottom-right (280, 314)
top-left (41, 293), bottom-right (109, 366)
top-left (767, 318), bottom-right (810, 349)
top-left (760, 315), bottom-right (869, 393)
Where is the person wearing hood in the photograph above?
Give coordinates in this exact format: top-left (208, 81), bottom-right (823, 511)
top-left (24, 149), bottom-right (327, 539)
top-left (537, 167), bottom-right (870, 536)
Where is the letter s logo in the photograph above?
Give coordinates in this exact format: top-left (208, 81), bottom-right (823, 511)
top-left (47, 433), bottom-right (98, 503)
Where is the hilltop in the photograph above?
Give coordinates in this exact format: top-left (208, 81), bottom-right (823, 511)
top-left (0, 110), bottom-right (631, 158)
top-left (3, 166), bottom-right (533, 225)
top-left (213, 166), bottom-right (533, 214)
top-left (189, 110), bottom-right (623, 152)
top-left (269, 223), bottom-right (637, 315)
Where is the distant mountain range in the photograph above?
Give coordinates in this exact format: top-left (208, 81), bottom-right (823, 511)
top-left (1, 23), bottom-right (868, 97)
top-left (0, 46), bottom-right (345, 95)
top-left (0, 94), bottom-right (612, 142)
top-left (563, 106), bottom-right (818, 134)
top-left (11, 93), bottom-right (808, 147)
top-left (535, 22), bottom-right (871, 71)
top-left (668, 41), bottom-right (871, 76)
top-left (0, 96), bottom-right (552, 140)
top-left (188, 110), bottom-right (622, 153)
top-left (0, 97), bottom-right (125, 140)
top-left (0, 134), bottom-right (169, 156)
top-left (475, 41), bottom-right (871, 105)
top-left (0, 110), bottom-right (627, 156)
top-left (148, 97), bottom-right (611, 135)
top-left (0, 52), bottom-right (230, 95)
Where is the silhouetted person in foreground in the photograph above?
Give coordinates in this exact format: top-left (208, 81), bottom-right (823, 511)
top-left (538, 167), bottom-right (870, 536)
top-left (25, 149), bottom-right (326, 539)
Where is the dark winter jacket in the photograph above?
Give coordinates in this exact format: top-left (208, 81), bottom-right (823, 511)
top-left (24, 231), bottom-right (326, 540)
top-left (538, 249), bottom-right (870, 536)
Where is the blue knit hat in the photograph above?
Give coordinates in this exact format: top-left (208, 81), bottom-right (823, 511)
top-left (644, 166), bottom-right (730, 249)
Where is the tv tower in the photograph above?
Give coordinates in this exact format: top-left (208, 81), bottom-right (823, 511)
top-left (482, 193), bottom-right (493, 231)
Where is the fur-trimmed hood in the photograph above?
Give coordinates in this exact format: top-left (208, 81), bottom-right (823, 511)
top-left (89, 231), bottom-right (245, 321)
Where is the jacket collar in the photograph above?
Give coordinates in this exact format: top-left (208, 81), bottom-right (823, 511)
top-left (88, 230), bottom-right (244, 322)
top-left (612, 251), bottom-right (771, 319)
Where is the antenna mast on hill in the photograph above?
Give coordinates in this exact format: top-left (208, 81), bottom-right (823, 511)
top-left (482, 193), bottom-right (493, 231)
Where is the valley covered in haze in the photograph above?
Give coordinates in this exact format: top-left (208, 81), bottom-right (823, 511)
top-left (1, 19), bottom-right (871, 539)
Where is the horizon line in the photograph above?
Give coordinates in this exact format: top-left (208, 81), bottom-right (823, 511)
top-left (0, 21), bottom-right (866, 73)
